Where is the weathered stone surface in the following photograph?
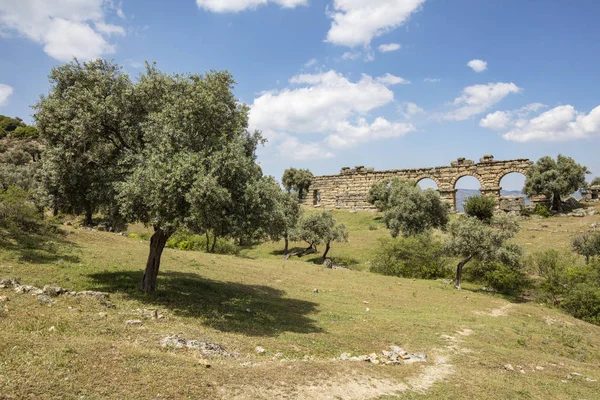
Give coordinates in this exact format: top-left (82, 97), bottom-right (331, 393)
top-left (160, 335), bottom-right (234, 357)
top-left (305, 155), bottom-right (532, 212)
top-left (499, 196), bottom-right (525, 212)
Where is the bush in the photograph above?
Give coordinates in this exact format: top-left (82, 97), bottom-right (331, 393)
top-left (534, 204), bottom-right (551, 218)
top-left (480, 262), bottom-right (531, 295)
top-left (370, 233), bottom-right (447, 279)
top-left (165, 231), bottom-right (239, 255)
top-left (368, 224), bottom-right (378, 231)
top-left (0, 187), bottom-right (45, 234)
top-left (464, 195), bottom-right (496, 223)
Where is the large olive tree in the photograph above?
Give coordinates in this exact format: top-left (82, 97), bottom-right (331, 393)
top-left (524, 155), bottom-right (589, 211)
top-left (368, 178), bottom-right (449, 237)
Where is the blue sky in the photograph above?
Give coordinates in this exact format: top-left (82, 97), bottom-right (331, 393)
top-left (1, 0), bottom-right (599, 190)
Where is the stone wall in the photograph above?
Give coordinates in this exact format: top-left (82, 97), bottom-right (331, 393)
top-left (304, 155), bottom-right (533, 212)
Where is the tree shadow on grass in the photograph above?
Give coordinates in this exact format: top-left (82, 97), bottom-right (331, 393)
top-left (87, 270), bottom-right (322, 337)
top-left (0, 231), bottom-right (80, 265)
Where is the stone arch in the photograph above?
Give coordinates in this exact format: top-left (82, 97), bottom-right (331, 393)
top-left (451, 173), bottom-right (484, 189)
top-left (415, 176), bottom-right (441, 189)
top-left (494, 169), bottom-right (529, 188)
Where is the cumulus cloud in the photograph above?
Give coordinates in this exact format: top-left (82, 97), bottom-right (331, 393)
top-left (467, 59), bottom-right (488, 72)
top-left (341, 51), bottom-right (361, 60)
top-left (0, 84), bottom-right (13, 106)
top-left (378, 43), bottom-right (401, 52)
top-left (481, 104), bottom-right (600, 142)
top-left (249, 70), bottom-right (415, 158)
top-left (424, 77), bottom-right (440, 83)
top-left (0, 0), bottom-right (125, 61)
top-left (195, 0), bottom-right (307, 12)
top-left (479, 103), bottom-right (547, 131)
top-left (399, 102), bottom-right (424, 119)
top-left (277, 135), bottom-right (335, 160)
top-left (442, 82), bottom-right (521, 121)
top-left (326, 0), bottom-right (426, 47)
top-left (375, 73), bottom-right (410, 85)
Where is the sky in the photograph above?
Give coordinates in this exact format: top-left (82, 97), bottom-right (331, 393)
top-left (1, 0), bottom-right (599, 190)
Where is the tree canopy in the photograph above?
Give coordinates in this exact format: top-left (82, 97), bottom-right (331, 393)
top-left (368, 177), bottom-right (449, 237)
top-left (524, 155), bottom-right (589, 211)
top-left (291, 211), bottom-right (348, 262)
top-left (282, 167), bottom-right (313, 200)
top-left (444, 214), bottom-right (521, 289)
top-left (463, 195), bottom-right (496, 223)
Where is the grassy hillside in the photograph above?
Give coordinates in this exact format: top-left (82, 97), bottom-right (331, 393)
top-left (1, 207), bottom-right (600, 399)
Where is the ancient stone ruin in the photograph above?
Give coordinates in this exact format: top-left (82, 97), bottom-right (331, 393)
top-left (304, 155), bottom-right (535, 212)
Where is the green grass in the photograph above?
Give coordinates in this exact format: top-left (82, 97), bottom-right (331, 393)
top-left (1, 205), bottom-right (599, 399)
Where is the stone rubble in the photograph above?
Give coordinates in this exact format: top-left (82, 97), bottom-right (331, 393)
top-left (339, 345), bottom-right (427, 365)
top-left (0, 278), bottom-right (110, 302)
top-left (160, 335), bottom-right (235, 357)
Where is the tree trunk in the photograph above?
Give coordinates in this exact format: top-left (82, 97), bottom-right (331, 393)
top-left (454, 255), bottom-right (473, 290)
top-left (141, 227), bottom-right (172, 292)
top-left (84, 207), bottom-right (93, 226)
top-left (205, 232), bottom-right (210, 253)
top-left (552, 191), bottom-right (562, 211)
top-left (322, 241), bottom-right (331, 262)
top-left (211, 234), bottom-right (217, 253)
top-left (283, 233), bottom-right (289, 253)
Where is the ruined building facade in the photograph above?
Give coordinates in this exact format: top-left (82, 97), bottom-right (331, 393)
top-left (303, 155), bottom-right (536, 212)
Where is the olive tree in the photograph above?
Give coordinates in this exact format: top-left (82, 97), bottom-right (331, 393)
top-left (572, 232), bottom-right (600, 264)
top-left (368, 178), bottom-right (449, 237)
top-left (444, 214), bottom-right (521, 289)
top-left (524, 155), bottom-right (589, 211)
top-left (282, 167), bottom-right (313, 200)
top-left (290, 211), bottom-right (348, 262)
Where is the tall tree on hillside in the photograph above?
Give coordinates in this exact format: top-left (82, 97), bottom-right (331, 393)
top-left (290, 211), bottom-right (348, 262)
top-left (282, 167), bottom-right (313, 200)
top-left (524, 155), bottom-right (589, 211)
top-left (116, 68), bottom-right (268, 292)
top-left (368, 178), bottom-right (449, 237)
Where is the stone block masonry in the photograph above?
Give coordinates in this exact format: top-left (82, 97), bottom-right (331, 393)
top-left (303, 155), bottom-right (534, 213)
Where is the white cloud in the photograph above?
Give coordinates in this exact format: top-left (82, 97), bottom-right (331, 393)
top-left (195, 0), bottom-right (307, 13)
top-left (484, 105), bottom-right (600, 142)
top-left (304, 58), bottom-right (317, 68)
top-left (424, 77), bottom-right (440, 83)
top-left (341, 51), bottom-right (360, 60)
top-left (277, 135), bottom-right (335, 160)
top-left (326, 0), bottom-right (426, 47)
top-left (375, 73), bottom-right (410, 85)
top-left (0, 0), bottom-right (124, 61)
top-left (0, 84), bottom-right (13, 106)
top-left (479, 103), bottom-right (548, 131)
top-left (378, 43), bottom-right (401, 52)
top-left (249, 69), bottom-right (415, 157)
top-left (467, 59), bottom-right (487, 72)
top-left (399, 102), bottom-right (424, 118)
top-left (442, 82), bottom-right (521, 121)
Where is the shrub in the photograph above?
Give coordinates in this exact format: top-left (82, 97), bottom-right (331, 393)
top-left (370, 233), bottom-right (447, 279)
top-left (530, 250), bottom-right (572, 304)
top-left (572, 232), bottom-right (600, 264)
top-left (480, 262), bottom-right (531, 295)
top-left (165, 231), bottom-right (239, 255)
top-left (534, 204), bottom-right (551, 218)
top-left (368, 224), bottom-right (378, 231)
top-left (0, 186), bottom-right (45, 233)
top-left (464, 195), bottom-right (496, 223)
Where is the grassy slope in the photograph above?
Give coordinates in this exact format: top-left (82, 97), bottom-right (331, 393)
top-left (1, 207), bottom-right (599, 399)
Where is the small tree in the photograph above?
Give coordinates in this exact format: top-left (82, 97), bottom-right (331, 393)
top-left (464, 195), bottom-right (496, 223)
top-left (282, 167), bottom-right (313, 200)
top-left (368, 178), bottom-right (449, 237)
top-left (444, 214), bottom-right (521, 289)
top-left (524, 155), bottom-right (589, 211)
top-left (590, 177), bottom-right (600, 187)
top-left (291, 211), bottom-right (348, 262)
top-left (266, 191), bottom-right (301, 253)
top-left (572, 232), bottom-right (600, 264)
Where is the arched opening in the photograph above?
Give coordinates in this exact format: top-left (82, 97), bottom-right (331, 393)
top-left (499, 172), bottom-right (529, 205)
top-left (417, 178), bottom-right (439, 191)
top-left (454, 175), bottom-right (482, 212)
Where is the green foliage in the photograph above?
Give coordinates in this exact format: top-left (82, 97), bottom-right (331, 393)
top-left (368, 224), bottom-right (378, 231)
top-left (530, 250), bottom-right (572, 304)
top-left (368, 178), bottom-right (449, 237)
top-left (590, 177), bottom-right (600, 187)
top-left (464, 195), bottom-right (496, 223)
top-left (10, 126), bottom-right (39, 139)
top-left (291, 211), bottom-right (348, 259)
top-left (165, 231), bottom-right (239, 255)
top-left (0, 187), bottom-right (46, 234)
top-left (572, 232), bottom-right (600, 264)
top-left (370, 233), bottom-right (447, 279)
top-left (0, 115), bottom-right (25, 137)
top-left (534, 204), bottom-right (551, 218)
top-left (524, 155), bottom-right (589, 210)
top-left (281, 168), bottom-right (313, 200)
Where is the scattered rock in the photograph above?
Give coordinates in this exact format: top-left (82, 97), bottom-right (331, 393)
top-left (536, 366), bottom-right (544, 371)
top-left (160, 335), bottom-right (234, 357)
top-left (48, 326), bottom-right (56, 332)
top-left (339, 353), bottom-right (350, 361)
top-left (98, 312), bottom-right (107, 318)
top-left (0, 277), bottom-right (19, 288)
top-left (125, 319), bottom-right (143, 326)
top-left (340, 345), bottom-right (427, 366)
top-left (504, 364), bottom-right (515, 371)
top-left (42, 285), bottom-right (69, 297)
top-left (77, 291), bottom-right (110, 300)
top-left (37, 295), bottom-right (54, 304)
top-left (365, 308), bottom-right (370, 312)
top-left (313, 288), bottom-right (319, 293)
top-left (137, 308), bottom-right (159, 319)
top-left (197, 358), bottom-right (210, 368)
top-left (0, 296), bottom-right (8, 302)
top-left (255, 346), bottom-right (266, 354)
top-left (569, 209), bottom-right (586, 217)
top-left (323, 258), bottom-right (333, 269)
